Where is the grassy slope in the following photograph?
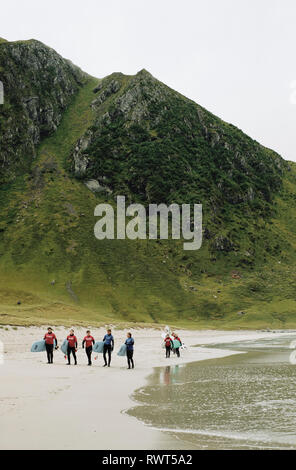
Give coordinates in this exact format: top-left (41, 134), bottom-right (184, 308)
top-left (0, 77), bottom-right (207, 327)
top-left (1, 79), bottom-right (296, 329)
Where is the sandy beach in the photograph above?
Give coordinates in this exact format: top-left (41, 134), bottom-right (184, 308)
top-left (0, 326), bottom-right (294, 450)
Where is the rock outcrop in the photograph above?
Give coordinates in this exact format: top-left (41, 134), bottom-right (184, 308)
top-left (0, 39), bottom-right (87, 184)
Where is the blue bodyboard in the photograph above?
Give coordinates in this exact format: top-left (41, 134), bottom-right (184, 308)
top-left (93, 341), bottom-right (104, 353)
top-left (117, 344), bottom-right (127, 356)
top-left (31, 340), bottom-right (46, 352)
top-left (31, 339), bottom-right (57, 352)
top-left (61, 339), bottom-right (68, 355)
top-left (172, 339), bottom-right (181, 349)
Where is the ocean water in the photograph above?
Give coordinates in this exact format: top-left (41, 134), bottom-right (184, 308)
top-left (127, 336), bottom-right (296, 449)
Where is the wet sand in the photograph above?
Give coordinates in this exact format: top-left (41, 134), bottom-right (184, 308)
top-left (0, 326), bottom-right (293, 449)
top-left (128, 335), bottom-right (296, 449)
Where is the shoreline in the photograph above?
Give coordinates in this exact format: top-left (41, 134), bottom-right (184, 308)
top-left (0, 326), bottom-right (295, 450)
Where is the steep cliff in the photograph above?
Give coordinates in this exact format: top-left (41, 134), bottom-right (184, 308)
top-left (0, 39), bottom-right (87, 184)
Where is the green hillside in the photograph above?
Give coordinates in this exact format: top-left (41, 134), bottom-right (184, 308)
top-left (1, 40), bottom-right (296, 329)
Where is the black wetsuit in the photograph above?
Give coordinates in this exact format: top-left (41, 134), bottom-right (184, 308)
top-left (174, 337), bottom-right (181, 358)
top-left (165, 338), bottom-right (173, 358)
top-left (67, 347), bottom-right (77, 364)
top-left (82, 335), bottom-right (95, 365)
top-left (86, 346), bottom-right (92, 364)
top-left (44, 333), bottom-right (57, 364)
top-left (103, 334), bottom-right (114, 366)
top-left (46, 344), bottom-right (54, 363)
top-left (127, 350), bottom-right (134, 368)
top-left (125, 337), bottom-right (134, 369)
top-left (67, 335), bottom-right (78, 365)
top-left (165, 345), bottom-right (171, 358)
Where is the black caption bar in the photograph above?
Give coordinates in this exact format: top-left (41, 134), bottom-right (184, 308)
top-left (0, 449), bottom-right (289, 466)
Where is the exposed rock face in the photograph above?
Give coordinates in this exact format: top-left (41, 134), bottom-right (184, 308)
top-left (0, 39), bottom-right (87, 184)
top-left (114, 69), bottom-right (168, 122)
top-left (84, 178), bottom-right (112, 194)
top-left (72, 133), bottom-right (93, 176)
top-left (71, 69), bottom-right (176, 180)
top-left (91, 79), bottom-right (121, 108)
top-left (211, 235), bottom-right (234, 252)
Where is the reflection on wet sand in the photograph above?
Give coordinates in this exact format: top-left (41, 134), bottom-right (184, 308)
top-left (128, 336), bottom-right (296, 449)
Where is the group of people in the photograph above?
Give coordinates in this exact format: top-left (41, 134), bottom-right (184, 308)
top-left (164, 332), bottom-right (182, 358)
top-left (43, 326), bottom-right (181, 367)
top-left (43, 327), bottom-right (135, 369)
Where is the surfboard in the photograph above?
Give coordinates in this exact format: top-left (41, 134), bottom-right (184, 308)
top-left (117, 344), bottom-right (127, 356)
top-left (31, 340), bottom-right (46, 352)
top-left (93, 341), bottom-right (104, 353)
top-left (162, 326), bottom-right (172, 337)
top-left (31, 339), bottom-right (56, 352)
top-left (164, 325), bottom-right (171, 335)
top-left (61, 339), bottom-right (68, 355)
top-left (172, 339), bottom-right (182, 349)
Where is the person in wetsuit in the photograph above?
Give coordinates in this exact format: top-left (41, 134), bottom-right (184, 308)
top-left (172, 332), bottom-right (182, 358)
top-left (103, 329), bottom-right (114, 367)
top-left (67, 329), bottom-right (78, 365)
top-left (44, 327), bottom-right (58, 364)
top-left (125, 332), bottom-right (134, 369)
top-left (82, 330), bottom-right (95, 365)
top-left (164, 334), bottom-right (173, 358)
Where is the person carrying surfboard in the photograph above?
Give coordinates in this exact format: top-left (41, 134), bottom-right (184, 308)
top-left (172, 332), bottom-right (182, 358)
top-left (103, 329), bottom-right (114, 367)
top-left (125, 332), bottom-right (134, 369)
top-left (164, 334), bottom-right (173, 358)
top-left (44, 327), bottom-right (58, 364)
top-left (82, 330), bottom-right (95, 365)
top-left (67, 329), bottom-right (78, 365)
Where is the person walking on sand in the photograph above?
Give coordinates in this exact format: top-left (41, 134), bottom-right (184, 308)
top-left (44, 327), bottom-right (58, 364)
top-left (164, 334), bottom-right (173, 358)
top-left (125, 332), bottom-right (134, 369)
top-left (172, 332), bottom-right (182, 358)
top-left (103, 329), bottom-right (114, 367)
top-left (82, 330), bottom-right (95, 365)
top-left (67, 329), bottom-right (78, 365)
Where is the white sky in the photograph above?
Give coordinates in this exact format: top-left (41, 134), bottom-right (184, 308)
top-left (2, 0), bottom-right (296, 161)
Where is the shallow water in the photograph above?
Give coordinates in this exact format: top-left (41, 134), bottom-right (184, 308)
top-left (127, 336), bottom-right (296, 449)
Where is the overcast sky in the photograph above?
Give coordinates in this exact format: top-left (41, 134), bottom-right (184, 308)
top-left (2, 0), bottom-right (296, 161)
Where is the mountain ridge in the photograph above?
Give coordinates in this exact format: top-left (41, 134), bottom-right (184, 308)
top-left (1, 40), bottom-right (296, 328)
